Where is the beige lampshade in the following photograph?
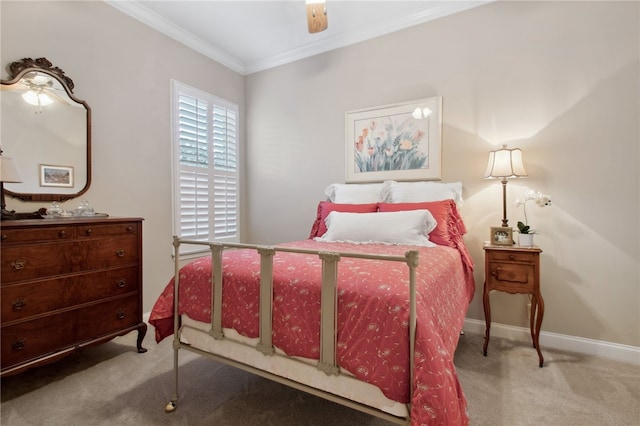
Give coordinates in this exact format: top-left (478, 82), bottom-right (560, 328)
top-left (1, 155), bottom-right (22, 183)
top-left (484, 144), bottom-right (528, 179)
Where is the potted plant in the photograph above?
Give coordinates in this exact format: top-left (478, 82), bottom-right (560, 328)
top-left (515, 189), bottom-right (551, 247)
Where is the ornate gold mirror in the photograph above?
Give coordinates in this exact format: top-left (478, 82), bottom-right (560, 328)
top-left (1, 57), bottom-right (91, 203)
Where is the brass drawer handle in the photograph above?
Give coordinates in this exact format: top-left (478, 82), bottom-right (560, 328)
top-left (12, 338), bottom-right (26, 352)
top-left (116, 249), bottom-right (125, 257)
top-left (116, 310), bottom-right (126, 320)
top-left (116, 279), bottom-right (127, 288)
top-left (126, 226), bottom-right (133, 232)
top-left (1, 234), bottom-right (7, 241)
top-left (59, 230), bottom-right (66, 238)
top-left (86, 228), bottom-right (93, 235)
top-left (10, 259), bottom-right (25, 270)
top-left (12, 297), bottom-right (26, 311)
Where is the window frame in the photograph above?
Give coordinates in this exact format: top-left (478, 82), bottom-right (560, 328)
top-left (171, 80), bottom-right (240, 258)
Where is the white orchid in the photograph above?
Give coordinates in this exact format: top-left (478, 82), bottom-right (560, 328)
top-left (514, 189), bottom-right (551, 234)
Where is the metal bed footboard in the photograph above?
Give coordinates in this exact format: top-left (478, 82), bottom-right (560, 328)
top-left (164, 236), bottom-right (418, 424)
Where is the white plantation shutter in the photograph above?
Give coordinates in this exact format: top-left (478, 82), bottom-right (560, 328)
top-left (212, 104), bottom-right (238, 239)
top-left (172, 81), bottom-right (239, 255)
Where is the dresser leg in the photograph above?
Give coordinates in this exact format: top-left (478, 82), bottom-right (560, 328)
top-left (137, 322), bottom-right (148, 353)
top-left (483, 282), bottom-right (491, 356)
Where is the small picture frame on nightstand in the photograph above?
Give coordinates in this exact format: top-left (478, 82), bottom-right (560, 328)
top-left (490, 227), bottom-right (513, 246)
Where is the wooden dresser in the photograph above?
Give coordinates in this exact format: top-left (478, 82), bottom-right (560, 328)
top-left (0, 217), bottom-right (146, 376)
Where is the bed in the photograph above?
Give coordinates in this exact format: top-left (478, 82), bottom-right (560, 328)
top-left (150, 181), bottom-right (475, 425)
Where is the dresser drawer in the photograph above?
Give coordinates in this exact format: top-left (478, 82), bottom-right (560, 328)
top-left (76, 222), bottom-right (139, 238)
top-left (487, 250), bottom-right (536, 263)
top-left (1, 267), bottom-right (139, 323)
top-left (1, 295), bottom-right (140, 369)
top-left (1, 225), bottom-right (75, 244)
top-left (1, 241), bottom-right (77, 284)
top-left (1, 237), bottom-right (138, 284)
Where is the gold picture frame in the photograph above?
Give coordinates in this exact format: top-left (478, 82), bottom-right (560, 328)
top-left (490, 227), bottom-right (513, 246)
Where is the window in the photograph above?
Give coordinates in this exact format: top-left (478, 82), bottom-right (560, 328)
top-left (171, 80), bottom-right (239, 255)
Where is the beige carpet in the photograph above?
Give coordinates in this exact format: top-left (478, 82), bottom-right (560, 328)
top-left (1, 329), bottom-right (638, 425)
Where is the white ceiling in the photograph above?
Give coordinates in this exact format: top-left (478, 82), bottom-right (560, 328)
top-left (106, 1), bottom-right (490, 75)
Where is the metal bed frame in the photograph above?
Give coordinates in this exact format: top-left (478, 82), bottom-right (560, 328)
top-left (164, 236), bottom-right (419, 424)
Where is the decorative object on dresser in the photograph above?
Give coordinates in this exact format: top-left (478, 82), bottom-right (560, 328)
top-left (482, 243), bottom-right (544, 367)
top-left (0, 217), bottom-right (146, 377)
top-left (483, 144), bottom-right (527, 228)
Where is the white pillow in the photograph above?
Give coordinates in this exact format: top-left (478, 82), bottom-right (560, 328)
top-left (324, 183), bottom-right (385, 203)
top-left (315, 210), bottom-right (437, 247)
top-left (381, 181), bottom-right (463, 205)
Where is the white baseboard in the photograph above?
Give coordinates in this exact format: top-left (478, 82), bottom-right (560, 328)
top-left (463, 318), bottom-right (640, 366)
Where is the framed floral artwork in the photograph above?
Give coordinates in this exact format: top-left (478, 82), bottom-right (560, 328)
top-left (345, 96), bottom-right (442, 183)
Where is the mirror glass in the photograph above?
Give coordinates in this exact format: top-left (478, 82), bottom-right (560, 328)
top-left (1, 58), bottom-right (91, 202)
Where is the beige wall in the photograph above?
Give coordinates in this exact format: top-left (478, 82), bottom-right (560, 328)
top-left (2, 1), bottom-right (638, 348)
top-left (0, 1), bottom-right (246, 312)
top-left (245, 1), bottom-right (640, 347)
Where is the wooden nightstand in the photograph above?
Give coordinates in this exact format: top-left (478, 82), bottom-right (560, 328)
top-left (482, 243), bottom-right (544, 367)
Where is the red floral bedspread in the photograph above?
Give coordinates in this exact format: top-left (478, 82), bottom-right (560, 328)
top-left (150, 239), bottom-right (475, 425)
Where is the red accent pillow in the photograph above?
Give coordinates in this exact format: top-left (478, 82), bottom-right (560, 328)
top-left (377, 199), bottom-right (466, 247)
top-left (309, 202), bottom-right (379, 238)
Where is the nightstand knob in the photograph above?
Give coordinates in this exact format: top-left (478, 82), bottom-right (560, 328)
top-left (509, 255), bottom-right (515, 260)
top-left (59, 230), bottom-right (66, 238)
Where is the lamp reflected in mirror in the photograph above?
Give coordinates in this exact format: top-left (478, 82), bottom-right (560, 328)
top-left (1, 148), bottom-right (22, 220)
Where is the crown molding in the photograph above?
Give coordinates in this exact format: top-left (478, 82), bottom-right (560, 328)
top-left (106, 1), bottom-right (491, 76)
top-left (105, 0), bottom-right (246, 74)
top-left (245, 1), bottom-right (491, 74)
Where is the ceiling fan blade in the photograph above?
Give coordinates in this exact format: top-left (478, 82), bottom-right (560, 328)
top-left (306, 1), bottom-right (327, 34)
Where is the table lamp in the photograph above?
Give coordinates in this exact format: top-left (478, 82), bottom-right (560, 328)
top-left (483, 144), bottom-right (527, 227)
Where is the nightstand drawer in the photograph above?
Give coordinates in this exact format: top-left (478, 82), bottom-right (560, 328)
top-left (488, 262), bottom-right (535, 292)
top-left (488, 250), bottom-right (536, 263)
